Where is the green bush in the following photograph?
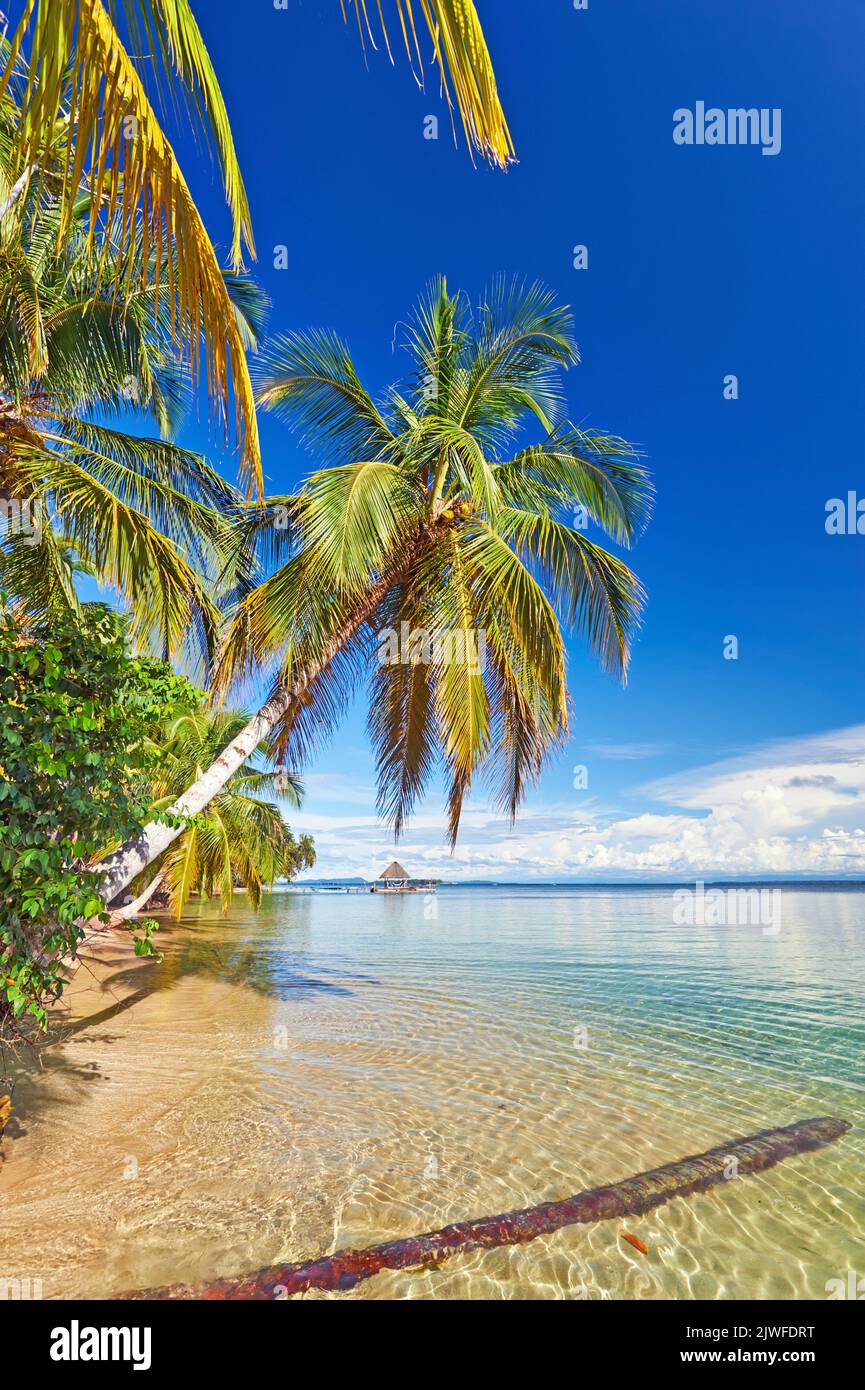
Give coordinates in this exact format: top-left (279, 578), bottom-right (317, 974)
top-left (0, 601), bottom-right (196, 1031)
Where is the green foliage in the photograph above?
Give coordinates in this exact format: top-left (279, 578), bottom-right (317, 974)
top-left (142, 707), bottom-right (315, 917)
top-left (0, 188), bottom-right (263, 679)
top-left (0, 601), bottom-right (197, 1031)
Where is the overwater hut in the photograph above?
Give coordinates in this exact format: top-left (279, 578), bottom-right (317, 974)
top-left (372, 861), bottom-right (437, 894)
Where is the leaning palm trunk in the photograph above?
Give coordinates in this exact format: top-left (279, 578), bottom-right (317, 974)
top-left (105, 870), bottom-right (168, 925)
top-left (98, 544), bottom-right (425, 907)
top-left (100, 688), bottom-right (290, 905)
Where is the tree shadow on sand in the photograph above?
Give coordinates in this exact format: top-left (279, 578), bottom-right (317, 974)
top-left (71, 921), bottom-right (381, 1037)
top-left (0, 919), bottom-right (380, 1143)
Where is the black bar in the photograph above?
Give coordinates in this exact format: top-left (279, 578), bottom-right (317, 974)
top-left (2, 1296), bottom-right (859, 1376)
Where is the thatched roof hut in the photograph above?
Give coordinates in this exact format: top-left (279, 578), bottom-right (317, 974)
top-left (372, 860), bottom-right (437, 893)
top-left (379, 860), bottom-right (410, 882)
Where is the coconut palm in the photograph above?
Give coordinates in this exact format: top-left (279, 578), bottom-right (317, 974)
top-left (125, 705), bottom-right (313, 918)
top-left (0, 193), bottom-right (264, 671)
top-left (100, 278), bottom-right (652, 904)
top-left (0, 1), bottom-right (513, 491)
top-left (0, 2), bottom-right (260, 484)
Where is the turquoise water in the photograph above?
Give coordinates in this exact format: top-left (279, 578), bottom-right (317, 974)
top-left (3, 884), bottom-right (863, 1299)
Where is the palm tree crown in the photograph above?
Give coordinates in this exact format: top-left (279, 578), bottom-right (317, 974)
top-left (0, 3), bottom-right (261, 485)
top-left (222, 278), bottom-right (653, 844)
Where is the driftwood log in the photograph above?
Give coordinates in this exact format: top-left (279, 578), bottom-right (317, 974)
top-left (122, 1115), bottom-right (849, 1299)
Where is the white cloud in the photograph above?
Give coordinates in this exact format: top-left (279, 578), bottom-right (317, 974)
top-left (292, 725), bottom-right (865, 882)
top-left (582, 741), bottom-right (669, 759)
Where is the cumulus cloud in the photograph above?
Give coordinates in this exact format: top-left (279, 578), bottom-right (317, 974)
top-left (291, 725), bottom-right (865, 882)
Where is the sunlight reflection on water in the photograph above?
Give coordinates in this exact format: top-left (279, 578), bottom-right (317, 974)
top-left (2, 886), bottom-right (863, 1300)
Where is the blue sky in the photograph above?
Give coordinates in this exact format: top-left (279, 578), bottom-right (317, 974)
top-left (140, 1), bottom-right (865, 878)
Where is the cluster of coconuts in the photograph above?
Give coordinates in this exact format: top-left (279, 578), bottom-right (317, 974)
top-left (440, 500), bottom-right (475, 523)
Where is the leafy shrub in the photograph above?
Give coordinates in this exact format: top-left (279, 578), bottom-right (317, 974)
top-left (0, 601), bottom-right (196, 1032)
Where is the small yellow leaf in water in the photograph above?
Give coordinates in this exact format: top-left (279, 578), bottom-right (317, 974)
top-left (621, 1230), bottom-right (648, 1255)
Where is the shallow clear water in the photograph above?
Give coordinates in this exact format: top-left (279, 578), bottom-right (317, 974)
top-left (2, 886), bottom-right (863, 1299)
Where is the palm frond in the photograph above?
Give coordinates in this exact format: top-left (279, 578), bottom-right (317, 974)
top-left (494, 427), bottom-right (654, 545)
top-left (214, 494), bottom-right (306, 608)
top-left (368, 575), bottom-right (440, 837)
top-left (15, 442), bottom-right (222, 674)
top-left (0, 514), bottom-right (85, 620)
top-left (43, 420), bottom-right (242, 579)
top-left (0, 0), bottom-right (261, 488)
top-left (254, 329), bottom-right (396, 467)
top-left (418, 530), bottom-right (491, 845)
top-left (39, 297), bottom-right (151, 416)
top-left (266, 620), bottom-right (379, 769)
top-left (223, 270), bottom-right (269, 352)
top-left (0, 242), bottom-right (47, 389)
top-left (456, 277), bottom-right (579, 450)
top-left (401, 276), bottom-right (464, 422)
top-left (500, 508), bottom-right (646, 681)
top-left (232, 767), bottom-right (304, 808)
top-left (343, 0), bottom-right (514, 170)
top-left (119, 0), bottom-right (254, 267)
top-left (163, 821), bottom-right (200, 918)
top-left (301, 460), bottom-right (425, 590)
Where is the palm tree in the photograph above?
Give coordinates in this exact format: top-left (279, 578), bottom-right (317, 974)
top-left (123, 706), bottom-right (313, 918)
top-left (0, 1), bottom-right (513, 491)
top-left (100, 278), bottom-right (652, 904)
top-left (0, 2), bottom-right (260, 485)
top-left (0, 194), bottom-right (263, 672)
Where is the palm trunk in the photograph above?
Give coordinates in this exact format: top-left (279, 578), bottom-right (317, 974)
top-left (0, 165), bottom-right (34, 220)
top-left (98, 538), bottom-right (429, 908)
top-left (106, 868), bottom-right (168, 925)
top-left (99, 683), bottom-right (296, 907)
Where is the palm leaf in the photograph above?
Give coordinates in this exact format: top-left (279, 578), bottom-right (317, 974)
top-left (0, 242), bottom-right (47, 386)
top-left (456, 278), bottom-right (579, 449)
top-left (500, 508), bottom-right (646, 680)
top-left (119, 0), bottom-right (254, 267)
top-left (0, 514), bottom-right (85, 620)
top-left (420, 531), bottom-right (490, 844)
top-left (233, 767), bottom-right (304, 808)
top-left (343, 0), bottom-right (514, 170)
top-left (0, 0), bottom-right (261, 488)
top-left (301, 459), bottom-right (425, 590)
top-left (368, 576), bottom-right (440, 836)
top-left (14, 442), bottom-right (222, 673)
top-left (254, 329), bottom-right (396, 467)
top-left (164, 821), bottom-right (199, 918)
top-left (494, 427), bottom-right (653, 546)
